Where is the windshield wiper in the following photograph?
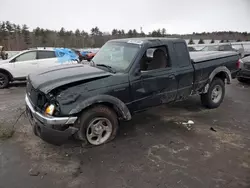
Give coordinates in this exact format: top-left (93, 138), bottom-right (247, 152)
top-left (96, 64), bottom-right (116, 73)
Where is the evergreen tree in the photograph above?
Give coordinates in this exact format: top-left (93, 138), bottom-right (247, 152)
top-left (22, 24), bottom-right (31, 47)
top-left (161, 28), bottom-right (166, 36)
top-left (0, 22), bottom-right (8, 43)
top-left (132, 29), bottom-right (138, 37)
top-left (112, 29), bottom-right (118, 36)
top-left (127, 30), bottom-right (133, 37)
top-left (198, 39), bottom-right (205, 44)
top-left (188, 38), bottom-right (195, 45)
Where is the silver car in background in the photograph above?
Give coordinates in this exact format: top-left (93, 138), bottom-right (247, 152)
top-left (237, 56), bottom-right (250, 83)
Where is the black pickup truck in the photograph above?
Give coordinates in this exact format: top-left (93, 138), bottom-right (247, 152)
top-left (25, 38), bottom-right (240, 146)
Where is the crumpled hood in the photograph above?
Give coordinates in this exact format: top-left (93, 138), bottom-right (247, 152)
top-left (28, 64), bottom-right (112, 94)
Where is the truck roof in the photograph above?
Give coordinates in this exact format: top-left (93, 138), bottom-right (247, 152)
top-left (109, 37), bottom-right (185, 45)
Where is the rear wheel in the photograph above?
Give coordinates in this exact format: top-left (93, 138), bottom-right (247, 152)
top-left (76, 105), bottom-right (118, 146)
top-left (201, 78), bottom-right (225, 109)
top-left (0, 72), bottom-right (9, 89)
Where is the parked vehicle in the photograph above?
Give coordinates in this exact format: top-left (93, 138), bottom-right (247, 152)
top-left (197, 43), bottom-right (250, 58)
top-left (0, 48), bottom-right (79, 88)
top-left (80, 50), bottom-right (92, 57)
top-left (85, 52), bottom-right (96, 61)
top-left (231, 43), bottom-right (250, 58)
top-left (71, 48), bottom-right (84, 61)
top-left (83, 49), bottom-right (99, 61)
top-left (201, 44), bottom-right (237, 52)
top-left (237, 56), bottom-right (250, 83)
top-left (25, 38), bottom-right (240, 146)
top-left (187, 46), bottom-right (197, 52)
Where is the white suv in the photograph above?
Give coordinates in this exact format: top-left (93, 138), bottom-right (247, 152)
top-left (0, 48), bottom-right (78, 88)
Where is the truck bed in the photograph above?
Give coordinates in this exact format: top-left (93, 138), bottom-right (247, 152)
top-left (190, 51), bottom-right (239, 63)
top-left (190, 51), bottom-right (239, 93)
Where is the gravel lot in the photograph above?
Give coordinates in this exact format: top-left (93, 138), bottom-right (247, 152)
top-left (0, 80), bottom-right (250, 188)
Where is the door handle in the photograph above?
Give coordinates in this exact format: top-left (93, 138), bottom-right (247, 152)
top-left (168, 75), bottom-right (175, 79)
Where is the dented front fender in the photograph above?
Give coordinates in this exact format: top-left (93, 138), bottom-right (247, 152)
top-left (69, 95), bottom-right (132, 121)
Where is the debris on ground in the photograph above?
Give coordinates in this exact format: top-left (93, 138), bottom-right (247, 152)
top-left (40, 172), bottom-right (47, 179)
top-left (72, 166), bottom-right (83, 177)
top-left (210, 127), bottom-right (217, 132)
top-left (28, 168), bottom-right (40, 176)
top-left (182, 120), bottom-right (194, 131)
top-left (169, 141), bottom-right (174, 145)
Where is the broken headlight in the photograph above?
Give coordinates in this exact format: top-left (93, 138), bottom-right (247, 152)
top-left (45, 104), bottom-right (55, 116)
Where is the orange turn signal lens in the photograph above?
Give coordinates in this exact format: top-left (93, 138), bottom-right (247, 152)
top-left (45, 104), bottom-right (55, 115)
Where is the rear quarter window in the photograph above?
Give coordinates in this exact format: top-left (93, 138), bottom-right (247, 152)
top-left (174, 42), bottom-right (191, 67)
top-left (37, 51), bottom-right (56, 59)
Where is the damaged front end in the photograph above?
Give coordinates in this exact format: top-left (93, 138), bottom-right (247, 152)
top-left (25, 64), bottom-right (114, 145)
top-left (25, 80), bottom-right (79, 145)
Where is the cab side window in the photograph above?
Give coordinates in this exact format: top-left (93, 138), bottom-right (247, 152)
top-left (37, 51), bottom-right (56, 59)
top-left (218, 45), bottom-right (232, 51)
top-left (140, 46), bottom-right (169, 71)
top-left (15, 51), bottom-right (37, 62)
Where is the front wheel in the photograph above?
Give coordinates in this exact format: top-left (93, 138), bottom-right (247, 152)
top-left (76, 105), bottom-right (118, 146)
top-left (0, 72), bottom-right (9, 89)
top-left (200, 78), bottom-right (225, 109)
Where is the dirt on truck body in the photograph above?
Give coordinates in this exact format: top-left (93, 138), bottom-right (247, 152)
top-left (25, 38), bottom-right (240, 146)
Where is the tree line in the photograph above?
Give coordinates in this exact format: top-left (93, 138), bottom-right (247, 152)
top-left (0, 21), bottom-right (249, 50)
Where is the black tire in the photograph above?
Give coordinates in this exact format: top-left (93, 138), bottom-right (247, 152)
top-left (76, 105), bottom-right (118, 146)
top-left (237, 77), bottom-right (248, 83)
top-left (0, 72), bottom-right (9, 89)
top-left (200, 78), bottom-right (225, 109)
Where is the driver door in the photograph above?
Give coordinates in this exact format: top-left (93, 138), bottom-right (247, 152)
top-left (10, 51), bottom-right (38, 78)
top-left (129, 46), bottom-right (178, 112)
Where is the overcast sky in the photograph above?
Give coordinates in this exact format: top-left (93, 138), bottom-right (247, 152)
top-left (0, 0), bottom-right (250, 34)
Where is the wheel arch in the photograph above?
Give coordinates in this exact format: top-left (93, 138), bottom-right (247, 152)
top-left (0, 68), bottom-right (13, 80)
top-left (209, 66), bottom-right (232, 84)
top-left (201, 66), bottom-right (231, 94)
top-left (69, 95), bottom-right (132, 121)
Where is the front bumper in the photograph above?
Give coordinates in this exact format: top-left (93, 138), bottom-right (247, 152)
top-left (231, 70), bottom-right (239, 79)
top-left (25, 95), bottom-right (78, 145)
top-left (237, 69), bottom-right (250, 80)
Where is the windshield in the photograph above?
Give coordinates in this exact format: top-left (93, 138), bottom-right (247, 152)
top-left (92, 41), bottom-right (140, 72)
